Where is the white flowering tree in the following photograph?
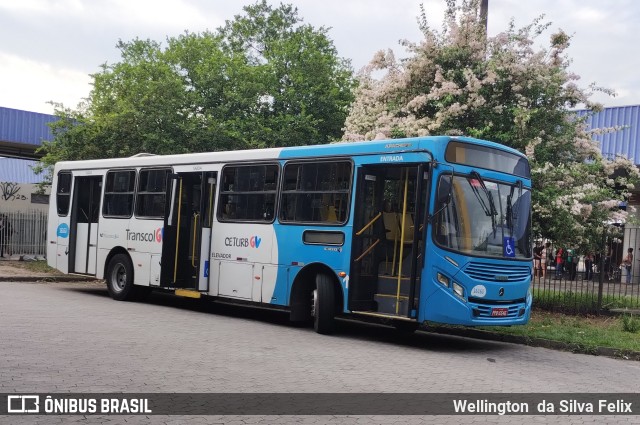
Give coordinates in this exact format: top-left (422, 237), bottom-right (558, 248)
top-left (343, 0), bottom-right (639, 250)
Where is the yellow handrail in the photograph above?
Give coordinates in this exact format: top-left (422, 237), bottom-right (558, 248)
top-left (391, 223), bottom-right (398, 276)
top-left (173, 179), bottom-right (183, 283)
top-left (208, 179), bottom-right (214, 226)
top-left (191, 212), bottom-right (200, 268)
top-left (396, 169), bottom-right (409, 314)
top-left (354, 238), bottom-right (380, 262)
top-left (356, 212), bottom-right (382, 236)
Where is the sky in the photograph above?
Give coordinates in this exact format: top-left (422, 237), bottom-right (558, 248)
top-left (0, 0), bottom-right (639, 115)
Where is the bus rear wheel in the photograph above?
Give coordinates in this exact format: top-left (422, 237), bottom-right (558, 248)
top-left (106, 254), bottom-right (136, 301)
top-left (312, 273), bottom-right (336, 334)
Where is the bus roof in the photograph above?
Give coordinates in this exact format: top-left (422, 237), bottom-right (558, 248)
top-left (52, 136), bottom-right (526, 172)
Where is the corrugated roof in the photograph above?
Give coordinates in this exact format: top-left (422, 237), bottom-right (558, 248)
top-left (0, 106), bottom-right (56, 146)
top-left (0, 158), bottom-right (46, 184)
top-left (580, 105), bottom-right (640, 164)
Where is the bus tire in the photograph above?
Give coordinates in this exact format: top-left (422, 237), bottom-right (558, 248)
top-left (106, 254), bottom-right (136, 301)
top-left (312, 273), bottom-right (336, 334)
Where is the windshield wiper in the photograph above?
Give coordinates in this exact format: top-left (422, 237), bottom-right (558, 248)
top-left (470, 171), bottom-right (498, 234)
top-left (467, 175), bottom-right (491, 217)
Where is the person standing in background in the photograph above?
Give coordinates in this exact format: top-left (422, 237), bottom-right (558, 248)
top-left (555, 247), bottom-right (564, 279)
top-left (622, 248), bottom-right (634, 284)
top-left (584, 252), bottom-right (594, 281)
top-left (541, 242), bottom-right (550, 279)
top-left (533, 242), bottom-right (543, 278)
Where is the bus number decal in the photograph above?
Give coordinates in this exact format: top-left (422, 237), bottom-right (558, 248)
top-left (56, 223), bottom-right (70, 238)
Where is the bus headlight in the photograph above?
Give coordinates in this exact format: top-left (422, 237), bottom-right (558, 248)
top-left (453, 282), bottom-right (465, 299)
top-left (437, 272), bottom-right (450, 287)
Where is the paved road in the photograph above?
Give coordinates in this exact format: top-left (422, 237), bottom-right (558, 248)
top-left (1, 281), bottom-right (639, 424)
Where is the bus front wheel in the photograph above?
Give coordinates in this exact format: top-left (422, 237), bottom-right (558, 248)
top-left (312, 273), bottom-right (336, 334)
top-left (106, 254), bottom-right (136, 301)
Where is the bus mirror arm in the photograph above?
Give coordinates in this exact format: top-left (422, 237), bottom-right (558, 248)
top-left (428, 199), bottom-right (449, 224)
top-left (428, 164), bottom-right (454, 224)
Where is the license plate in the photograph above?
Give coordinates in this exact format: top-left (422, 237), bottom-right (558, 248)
top-left (491, 308), bottom-right (509, 317)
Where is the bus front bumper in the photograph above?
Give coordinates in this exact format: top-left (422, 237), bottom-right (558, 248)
top-left (423, 286), bottom-right (532, 326)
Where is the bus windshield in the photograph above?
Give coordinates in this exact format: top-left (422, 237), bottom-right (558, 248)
top-left (434, 174), bottom-right (532, 259)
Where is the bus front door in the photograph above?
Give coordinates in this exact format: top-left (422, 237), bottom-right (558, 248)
top-left (69, 176), bottom-right (102, 275)
top-left (349, 165), bottom-right (427, 318)
top-left (160, 171), bottom-right (217, 291)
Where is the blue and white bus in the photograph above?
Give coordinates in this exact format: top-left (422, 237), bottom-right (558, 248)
top-left (47, 136), bottom-right (532, 333)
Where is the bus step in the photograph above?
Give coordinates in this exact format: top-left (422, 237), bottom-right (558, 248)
top-left (377, 275), bottom-right (410, 296)
top-left (175, 289), bottom-right (202, 299)
top-left (374, 294), bottom-right (409, 316)
top-left (351, 311), bottom-right (415, 321)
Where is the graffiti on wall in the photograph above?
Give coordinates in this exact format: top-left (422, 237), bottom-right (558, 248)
top-left (0, 182), bottom-right (27, 201)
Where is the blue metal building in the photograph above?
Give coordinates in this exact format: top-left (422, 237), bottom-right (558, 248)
top-left (0, 106), bottom-right (57, 184)
top-left (581, 105), bottom-right (640, 164)
top-left (0, 158), bottom-right (46, 184)
top-left (0, 106), bottom-right (56, 159)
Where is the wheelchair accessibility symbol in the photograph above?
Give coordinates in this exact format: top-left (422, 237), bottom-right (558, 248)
top-left (503, 237), bottom-right (515, 258)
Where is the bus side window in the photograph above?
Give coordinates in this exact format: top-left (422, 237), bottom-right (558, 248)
top-left (57, 172), bottom-right (72, 216)
top-left (103, 170), bottom-right (136, 218)
top-left (279, 161), bottom-right (352, 225)
top-left (218, 164), bottom-right (278, 223)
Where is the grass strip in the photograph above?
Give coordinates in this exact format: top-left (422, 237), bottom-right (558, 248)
top-left (478, 310), bottom-right (640, 353)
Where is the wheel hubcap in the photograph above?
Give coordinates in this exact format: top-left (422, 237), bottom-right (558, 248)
top-left (111, 264), bottom-right (126, 292)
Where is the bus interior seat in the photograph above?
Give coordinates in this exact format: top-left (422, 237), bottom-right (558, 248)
top-left (383, 212), bottom-right (413, 243)
top-left (383, 212), bottom-right (399, 241)
top-left (325, 206), bottom-right (337, 222)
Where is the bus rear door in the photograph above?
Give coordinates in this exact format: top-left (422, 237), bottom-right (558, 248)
top-left (160, 171), bottom-right (217, 291)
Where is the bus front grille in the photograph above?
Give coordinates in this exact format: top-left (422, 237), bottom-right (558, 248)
top-left (464, 262), bottom-right (531, 282)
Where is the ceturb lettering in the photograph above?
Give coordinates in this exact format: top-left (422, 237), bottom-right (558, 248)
top-left (225, 237), bottom-right (249, 247)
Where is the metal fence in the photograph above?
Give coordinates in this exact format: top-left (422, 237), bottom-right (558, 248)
top-left (0, 209), bottom-right (48, 258)
top-left (533, 226), bottom-right (640, 314)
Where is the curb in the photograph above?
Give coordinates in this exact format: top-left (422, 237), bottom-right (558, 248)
top-left (426, 325), bottom-right (640, 361)
top-left (0, 276), bottom-right (99, 283)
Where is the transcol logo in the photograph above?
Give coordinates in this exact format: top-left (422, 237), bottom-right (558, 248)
top-left (126, 228), bottom-right (163, 243)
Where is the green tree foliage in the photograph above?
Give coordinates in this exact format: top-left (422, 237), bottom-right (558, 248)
top-left (38, 1), bottom-right (355, 170)
top-left (343, 0), bottom-right (638, 250)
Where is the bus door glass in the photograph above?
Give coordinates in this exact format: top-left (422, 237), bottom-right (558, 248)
top-left (161, 171), bottom-right (215, 290)
top-left (350, 164), bottom-right (428, 317)
top-left (69, 176), bottom-right (102, 275)
top-left (53, 172), bottom-right (72, 273)
top-left (199, 172), bottom-right (217, 291)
